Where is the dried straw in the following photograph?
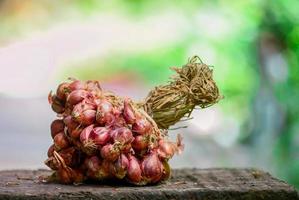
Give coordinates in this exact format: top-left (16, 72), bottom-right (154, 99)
top-left (143, 56), bottom-right (222, 129)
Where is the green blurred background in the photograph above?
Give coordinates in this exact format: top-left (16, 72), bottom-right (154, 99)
top-left (0, 0), bottom-right (298, 188)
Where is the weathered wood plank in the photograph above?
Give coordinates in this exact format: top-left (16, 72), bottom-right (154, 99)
top-left (0, 168), bottom-right (297, 200)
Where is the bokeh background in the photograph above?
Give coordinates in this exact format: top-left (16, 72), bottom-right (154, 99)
top-left (0, 0), bottom-right (298, 188)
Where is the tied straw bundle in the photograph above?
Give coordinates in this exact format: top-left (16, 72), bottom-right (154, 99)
top-left (144, 56), bottom-right (222, 130)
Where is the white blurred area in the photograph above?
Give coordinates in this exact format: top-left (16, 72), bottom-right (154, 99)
top-left (0, 12), bottom-right (188, 98)
top-left (0, 6), bottom-right (255, 171)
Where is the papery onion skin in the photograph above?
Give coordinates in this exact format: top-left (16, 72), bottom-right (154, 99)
top-left (77, 109), bottom-right (96, 126)
top-left (68, 80), bottom-right (86, 92)
top-left (47, 145), bottom-right (55, 158)
top-left (44, 157), bottom-right (60, 170)
top-left (90, 127), bottom-right (111, 145)
top-left (132, 135), bottom-right (149, 151)
top-left (111, 154), bottom-right (129, 179)
top-left (64, 116), bottom-right (79, 132)
top-left (80, 124), bottom-right (94, 144)
top-left (56, 82), bottom-right (70, 101)
top-left (157, 140), bottom-right (176, 159)
top-left (100, 144), bottom-right (120, 162)
top-left (54, 132), bottom-right (70, 150)
top-left (123, 98), bottom-right (136, 124)
top-left (84, 156), bottom-right (101, 179)
top-left (69, 127), bottom-right (83, 139)
top-left (132, 117), bottom-right (152, 135)
top-left (126, 155), bottom-right (142, 183)
top-left (96, 100), bottom-right (114, 125)
top-left (51, 119), bottom-right (65, 139)
top-left (141, 152), bottom-right (163, 183)
top-left (67, 89), bottom-right (89, 106)
top-left (111, 127), bottom-right (133, 144)
top-left (51, 95), bottom-right (65, 114)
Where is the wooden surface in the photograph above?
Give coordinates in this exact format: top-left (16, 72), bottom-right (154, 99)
top-left (0, 168), bottom-right (298, 200)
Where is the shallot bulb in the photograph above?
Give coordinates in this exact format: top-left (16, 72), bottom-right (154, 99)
top-left (111, 127), bottom-right (133, 144)
top-left (90, 127), bottom-right (111, 145)
top-left (56, 82), bottom-right (70, 101)
top-left (86, 80), bottom-right (102, 94)
top-left (96, 159), bottom-right (111, 180)
top-left (64, 116), bottom-right (79, 132)
top-left (141, 151), bottom-right (163, 183)
top-left (53, 151), bottom-right (84, 184)
top-left (68, 80), bottom-right (86, 91)
top-left (132, 135), bottom-right (149, 151)
top-left (50, 94), bottom-right (65, 114)
top-left (157, 134), bottom-right (184, 159)
top-left (96, 99), bottom-right (114, 125)
top-left (47, 144), bottom-right (55, 158)
top-left (50, 119), bottom-right (65, 139)
top-left (69, 126), bottom-right (83, 139)
top-left (67, 89), bottom-right (90, 106)
top-left (100, 144), bottom-right (120, 162)
top-left (111, 154), bottom-right (129, 179)
top-left (55, 147), bottom-right (80, 167)
top-left (54, 132), bottom-right (70, 150)
top-left (123, 98), bottom-right (136, 124)
top-left (84, 156), bottom-right (101, 179)
top-left (126, 155), bottom-right (142, 183)
top-left (80, 125), bottom-right (97, 155)
top-left (132, 116), bottom-right (152, 135)
top-left (80, 124), bottom-right (94, 144)
top-left (72, 101), bottom-right (96, 125)
top-left (44, 156), bottom-right (59, 170)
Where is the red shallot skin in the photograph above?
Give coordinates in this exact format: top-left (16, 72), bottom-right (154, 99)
top-left (111, 154), bottom-right (129, 179)
top-left (51, 95), bottom-right (65, 114)
top-left (96, 99), bottom-right (114, 125)
top-left (132, 116), bottom-right (152, 135)
top-left (86, 80), bottom-right (102, 95)
top-left (141, 151), bottom-right (163, 183)
top-left (44, 156), bottom-right (60, 170)
top-left (111, 127), bottom-right (133, 144)
top-left (54, 132), bottom-right (70, 150)
top-left (90, 127), bottom-right (111, 145)
top-left (95, 159), bottom-right (111, 180)
top-left (80, 124), bottom-right (94, 144)
top-left (63, 116), bottom-right (79, 132)
top-left (68, 80), bottom-right (86, 92)
top-left (121, 143), bottom-right (132, 154)
top-left (123, 98), bottom-right (136, 124)
top-left (47, 145), bottom-right (55, 158)
top-left (51, 119), bottom-right (65, 139)
top-left (126, 155), bottom-right (142, 183)
top-left (132, 135), bottom-right (149, 151)
top-left (67, 89), bottom-right (89, 106)
top-left (57, 168), bottom-right (85, 184)
top-left (79, 109), bottom-right (96, 126)
top-left (72, 101), bottom-right (96, 116)
top-left (100, 144), bottom-right (120, 162)
top-left (58, 147), bottom-right (82, 168)
top-left (56, 82), bottom-right (70, 101)
top-left (157, 134), bottom-right (184, 159)
top-left (69, 126), bottom-right (83, 139)
top-left (72, 101), bottom-right (96, 125)
top-left (84, 156), bottom-right (101, 179)
top-left (71, 169), bottom-right (85, 184)
top-left (157, 140), bottom-right (176, 159)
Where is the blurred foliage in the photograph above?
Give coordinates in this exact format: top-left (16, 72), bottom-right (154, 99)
top-left (0, 0), bottom-right (299, 188)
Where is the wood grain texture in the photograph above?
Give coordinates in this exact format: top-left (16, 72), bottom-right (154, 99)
top-left (0, 168), bottom-right (298, 200)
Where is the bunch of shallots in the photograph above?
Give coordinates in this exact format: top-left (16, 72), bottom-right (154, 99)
top-left (45, 79), bottom-right (183, 185)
